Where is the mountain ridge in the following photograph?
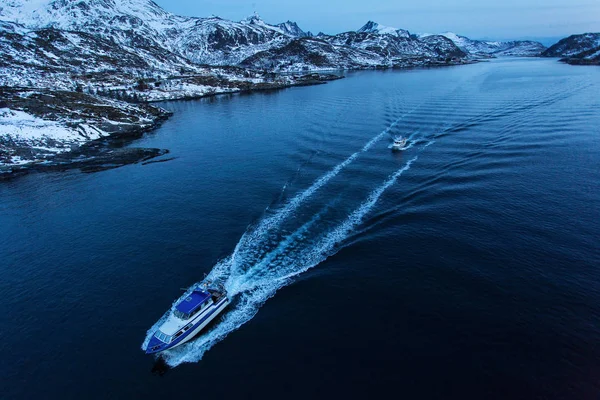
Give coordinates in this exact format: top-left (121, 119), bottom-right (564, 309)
top-left (420, 31), bottom-right (546, 57)
top-left (0, 1), bottom-right (473, 73)
top-left (541, 32), bottom-right (600, 64)
top-left (0, 1), bottom-right (474, 174)
top-left (357, 21), bottom-right (410, 38)
top-left (2, 0), bottom-right (586, 177)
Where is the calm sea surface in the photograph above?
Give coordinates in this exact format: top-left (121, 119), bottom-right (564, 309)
top-left (1, 58), bottom-right (599, 399)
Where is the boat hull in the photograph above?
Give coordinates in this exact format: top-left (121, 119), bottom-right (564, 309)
top-left (177, 297), bottom-right (229, 347)
top-left (145, 296), bottom-right (230, 354)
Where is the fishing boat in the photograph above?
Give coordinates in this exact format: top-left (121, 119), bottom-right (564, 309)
top-left (392, 137), bottom-right (408, 151)
top-left (144, 283), bottom-right (229, 354)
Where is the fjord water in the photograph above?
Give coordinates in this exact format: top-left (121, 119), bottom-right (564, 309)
top-left (1, 58), bottom-right (599, 399)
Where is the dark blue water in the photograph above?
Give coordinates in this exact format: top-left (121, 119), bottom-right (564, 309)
top-left (1, 58), bottom-right (599, 399)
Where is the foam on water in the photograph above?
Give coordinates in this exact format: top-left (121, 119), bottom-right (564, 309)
top-left (142, 93), bottom-right (446, 364)
top-left (150, 67), bottom-right (568, 365)
top-left (158, 154), bottom-right (420, 366)
top-left (228, 105), bottom-right (424, 272)
top-left (142, 109), bottom-right (423, 352)
top-left (141, 77), bottom-right (476, 361)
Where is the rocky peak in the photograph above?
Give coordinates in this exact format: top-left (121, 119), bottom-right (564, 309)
top-left (243, 12), bottom-right (263, 25)
top-left (357, 21), bottom-right (379, 33)
top-left (276, 20), bottom-right (311, 37)
top-left (357, 20), bottom-right (410, 38)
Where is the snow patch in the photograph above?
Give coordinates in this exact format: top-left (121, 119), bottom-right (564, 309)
top-left (0, 108), bottom-right (82, 142)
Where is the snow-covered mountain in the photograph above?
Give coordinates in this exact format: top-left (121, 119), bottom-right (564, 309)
top-left (241, 25), bottom-right (468, 72)
top-left (240, 38), bottom-right (381, 71)
top-left (0, 1), bottom-right (473, 174)
top-left (421, 32), bottom-right (546, 57)
top-left (542, 32), bottom-right (600, 64)
top-left (0, 1), bottom-right (305, 65)
top-left (169, 16), bottom-right (292, 65)
top-left (0, 1), bottom-right (472, 95)
top-left (276, 20), bottom-right (312, 37)
top-left (0, 1), bottom-right (468, 68)
top-left (332, 28), bottom-right (464, 59)
top-left (0, 0), bottom-right (185, 40)
top-left (0, 20), bottom-right (202, 89)
top-left (357, 21), bottom-right (410, 38)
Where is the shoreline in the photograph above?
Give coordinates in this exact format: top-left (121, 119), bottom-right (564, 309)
top-left (0, 73), bottom-right (343, 179)
top-left (0, 60), bottom-right (476, 180)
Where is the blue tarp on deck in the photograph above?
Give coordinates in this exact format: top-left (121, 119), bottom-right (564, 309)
top-left (175, 290), bottom-right (211, 314)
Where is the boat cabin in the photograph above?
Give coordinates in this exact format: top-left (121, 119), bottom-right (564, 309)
top-left (174, 290), bottom-right (213, 320)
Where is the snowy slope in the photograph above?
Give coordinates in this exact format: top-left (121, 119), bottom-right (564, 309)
top-left (0, 1), bottom-right (302, 65)
top-left (583, 47), bottom-right (600, 61)
top-left (321, 29), bottom-right (465, 62)
top-left (357, 21), bottom-right (410, 38)
top-left (420, 32), bottom-right (546, 56)
top-left (240, 37), bottom-right (385, 71)
top-left (1, 107), bottom-right (80, 147)
top-left (0, 0), bottom-right (187, 32)
top-left (241, 33), bottom-right (467, 72)
top-left (541, 33), bottom-right (600, 65)
top-left (542, 33), bottom-right (600, 57)
top-left (251, 21), bottom-right (468, 72)
top-left (0, 21), bottom-right (201, 89)
top-left (0, 87), bottom-right (169, 166)
top-left (276, 20), bottom-right (312, 37)
top-left (171, 16), bottom-right (292, 65)
top-left (0, 1), bottom-right (472, 69)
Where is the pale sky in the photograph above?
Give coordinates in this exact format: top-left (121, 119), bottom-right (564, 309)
top-left (152, 0), bottom-right (600, 42)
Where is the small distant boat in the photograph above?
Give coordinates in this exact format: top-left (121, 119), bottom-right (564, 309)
top-left (392, 137), bottom-right (408, 151)
top-left (144, 283), bottom-right (229, 354)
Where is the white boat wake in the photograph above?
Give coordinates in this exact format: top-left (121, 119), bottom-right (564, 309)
top-left (152, 152), bottom-right (419, 366)
top-left (228, 105), bottom-right (424, 272)
top-left (143, 110), bottom-right (434, 366)
top-left (145, 77), bottom-right (583, 366)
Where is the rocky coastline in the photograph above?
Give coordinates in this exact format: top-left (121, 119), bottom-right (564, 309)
top-left (0, 73), bottom-right (343, 179)
top-left (0, 0), bottom-right (549, 179)
top-left (541, 33), bottom-right (600, 66)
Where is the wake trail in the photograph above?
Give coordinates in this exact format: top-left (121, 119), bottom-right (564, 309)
top-left (227, 201), bottom-right (334, 296)
top-left (143, 93), bottom-right (450, 357)
top-left (229, 103), bottom-right (425, 271)
top-left (146, 88), bottom-right (459, 364)
top-left (161, 155), bottom-right (421, 367)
